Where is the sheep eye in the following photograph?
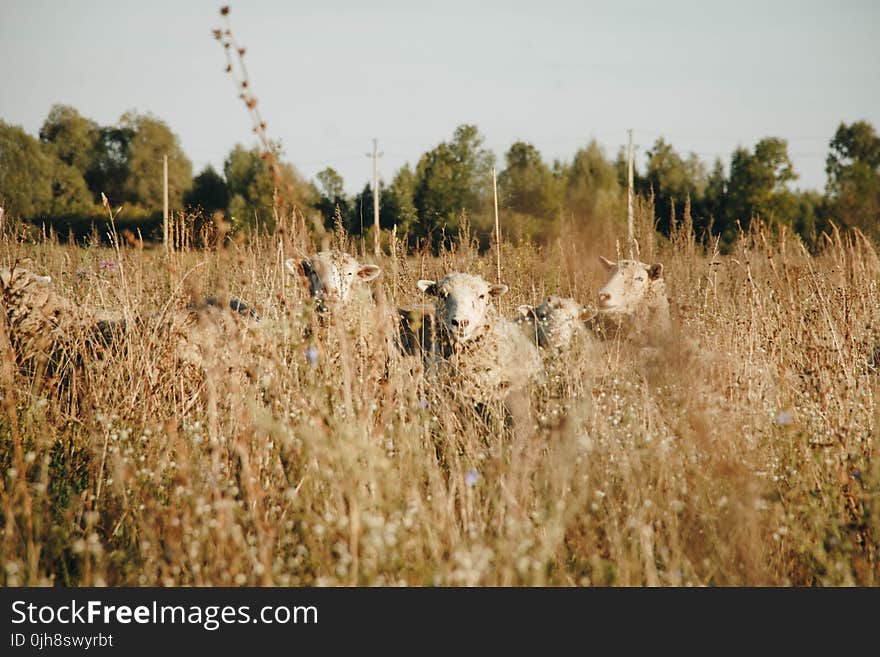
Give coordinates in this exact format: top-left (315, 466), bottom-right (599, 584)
top-left (478, 294), bottom-right (486, 300)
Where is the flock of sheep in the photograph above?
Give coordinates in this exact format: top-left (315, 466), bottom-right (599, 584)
top-left (0, 250), bottom-right (671, 410)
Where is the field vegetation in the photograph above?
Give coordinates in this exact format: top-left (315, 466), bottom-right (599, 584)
top-left (1, 204), bottom-right (877, 586)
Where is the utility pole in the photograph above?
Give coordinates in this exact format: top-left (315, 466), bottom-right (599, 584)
top-left (626, 129), bottom-right (634, 258)
top-left (163, 154), bottom-right (169, 252)
top-left (492, 167), bottom-right (501, 284)
top-left (366, 138), bottom-right (383, 256)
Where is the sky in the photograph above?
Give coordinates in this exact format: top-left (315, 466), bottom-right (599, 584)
top-left (1, 0), bottom-right (878, 194)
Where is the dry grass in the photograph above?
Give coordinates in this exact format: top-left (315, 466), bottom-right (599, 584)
top-left (0, 210), bottom-right (877, 587)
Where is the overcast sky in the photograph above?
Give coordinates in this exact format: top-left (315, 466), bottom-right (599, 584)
top-left (1, 0), bottom-right (877, 194)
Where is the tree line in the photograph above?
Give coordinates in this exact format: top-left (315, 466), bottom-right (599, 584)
top-left (1, 104), bottom-right (878, 248)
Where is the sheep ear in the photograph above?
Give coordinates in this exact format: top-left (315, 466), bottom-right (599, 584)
top-left (357, 264), bottom-right (381, 282)
top-left (599, 255), bottom-right (616, 271)
top-left (285, 258), bottom-right (306, 277)
top-left (579, 305), bottom-right (594, 321)
top-left (648, 263), bottom-right (664, 280)
top-left (516, 304), bottom-right (534, 319)
top-left (417, 280), bottom-right (438, 296)
top-left (489, 284), bottom-right (509, 297)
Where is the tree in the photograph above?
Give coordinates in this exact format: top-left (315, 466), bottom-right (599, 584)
top-left (565, 140), bottom-right (621, 218)
top-left (86, 125), bottom-right (134, 207)
top-left (644, 138), bottom-right (707, 233)
top-left (118, 111), bottom-right (192, 213)
top-left (224, 142), bottom-right (313, 231)
top-left (497, 141), bottom-right (561, 218)
top-left (314, 167), bottom-right (351, 229)
top-left (725, 137), bottom-right (797, 236)
top-left (39, 104), bottom-right (100, 173)
top-left (0, 121), bottom-right (93, 219)
top-left (412, 124), bottom-right (495, 237)
top-left (381, 164), bottom-right (419, 234)
top-left (699, 158), bottom-right (728, 237)
top-left (185, 165), bottom-right (229, 214)
top-left (825, 121), bottom-right (880, 237)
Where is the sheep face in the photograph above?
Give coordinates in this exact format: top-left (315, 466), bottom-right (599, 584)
top-left (516, 296), bottom-right (590, 349)
top-left (285, 251), bottom-right (380, 311)
top-left (597, 256), bottom-right (664, 315)
top-left (418, 273), bottom-right (508, 344)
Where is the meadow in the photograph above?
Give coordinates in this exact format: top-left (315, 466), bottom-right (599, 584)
top-left (1, 207), bottom-right (877, 587)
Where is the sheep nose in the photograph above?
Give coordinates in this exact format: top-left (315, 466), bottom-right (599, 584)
top-left (598, 292), bottom-right (611, 303)
top-left (451, 318), bottom-right (469, 329)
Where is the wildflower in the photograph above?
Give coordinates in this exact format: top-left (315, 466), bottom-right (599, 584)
top-left (418, 397), bottom-right (429, 410)
top-left (305, 346), bottom-right (319, 367)
top-left (464, 469), bottom-right (480, 487)
top-left (775, 410), bottom-right (794, 426)
top-left (99, 260), bottom-right (116, 271)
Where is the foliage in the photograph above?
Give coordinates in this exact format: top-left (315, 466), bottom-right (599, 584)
top-left (498, 141), bottom-right (561, 219)
top-left (412, 124), bottom-right (495, 240)
top-left (825, 121), bottom-right (880, 239)
top-left (0, 120), bottom-right (93, 218)
top-left (643, 138), bottom-right (707, 233)
top-left (225, 142), bottom-right (313, 231)
top-left (117, 111), bottom-right (193, 212)
top-left (1, 220), bottom-right (877, 586)
top-left (7, 104), bottom-right (880, 251)
top-left (314, 167), bottom-right (352, 231)
top-left (185, 165), bottom-right (230, 214)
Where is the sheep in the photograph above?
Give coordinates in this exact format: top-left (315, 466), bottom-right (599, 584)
top-left (515, 295), bottom-right (593, 350)
top-left (0, 266), bottom-right (127, 401)
top-left (591, 256), bottom-right (671, 336)
top-left (0, 267), bottom-right (124, 351)
top-left (284, 249), bottom-right (398, 382)
top-left (417, 273), bottom-right (543, 404)
top-left (170, 295), bottom-right (262, 371)
top-left (284, 250), bottom-right (381, 315)
top-left (198, 296), bottom-right (259, 320)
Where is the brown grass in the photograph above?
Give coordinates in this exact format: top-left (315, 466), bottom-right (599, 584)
top-left (0, 210), bottom-right (877, 587)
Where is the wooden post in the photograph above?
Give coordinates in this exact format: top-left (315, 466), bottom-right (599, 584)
top-left (492, 167), bottom-right (501, 284)
top-left (367, 138), bottom-right (383, 256)
top-left (627, 129), bottom-right (634, 258)
top-left (163, 154), bottom-right (169, 252)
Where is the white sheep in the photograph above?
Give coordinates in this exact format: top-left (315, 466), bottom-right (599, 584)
top-left (515, 295), bottom-right (593, 350)
top-left (592, 256), bottom-right (671, 335)
top-left (417, 273), bottom-right (543, 403)
top-left (284, 250), bottom-right (381, 314)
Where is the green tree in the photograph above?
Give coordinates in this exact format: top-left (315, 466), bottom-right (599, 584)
top-left (381, 164), bottom-right (419, 234)
top-left (725, 137), bottom-right (797, 237)
top-left (118, 111), bottom-right (192, 213)
top-left (825, 121), bottom-right (880, 237)
top-left (185, 165), bottom-right (229, 214)
top-left (693, 158), bottom-right (728, 238)
top-left (224, 142), bottom-right (312, 231)
top-left (314, 167), bottom-right (351, 229)
top-left (498, 141), bottom-right (561, 218)
top-left (0, 121), bottom-right (93, 219)
top-left (87, 125), bottom-right (133, 207)
top-left (644, 138), bottom-right (707, 233)
top-left (413, 124), bottom-right (495, 237)
top-left (565, 140), bottom-right (621, 218)
top-left (39, 104), bottom-right (100, 173)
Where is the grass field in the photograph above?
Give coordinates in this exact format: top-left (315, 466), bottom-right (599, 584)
top-left (1, 209), bottom-right (877, 587)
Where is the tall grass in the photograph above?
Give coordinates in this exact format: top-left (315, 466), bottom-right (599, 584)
top-left (0, 208), bottom-right (877, 586)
